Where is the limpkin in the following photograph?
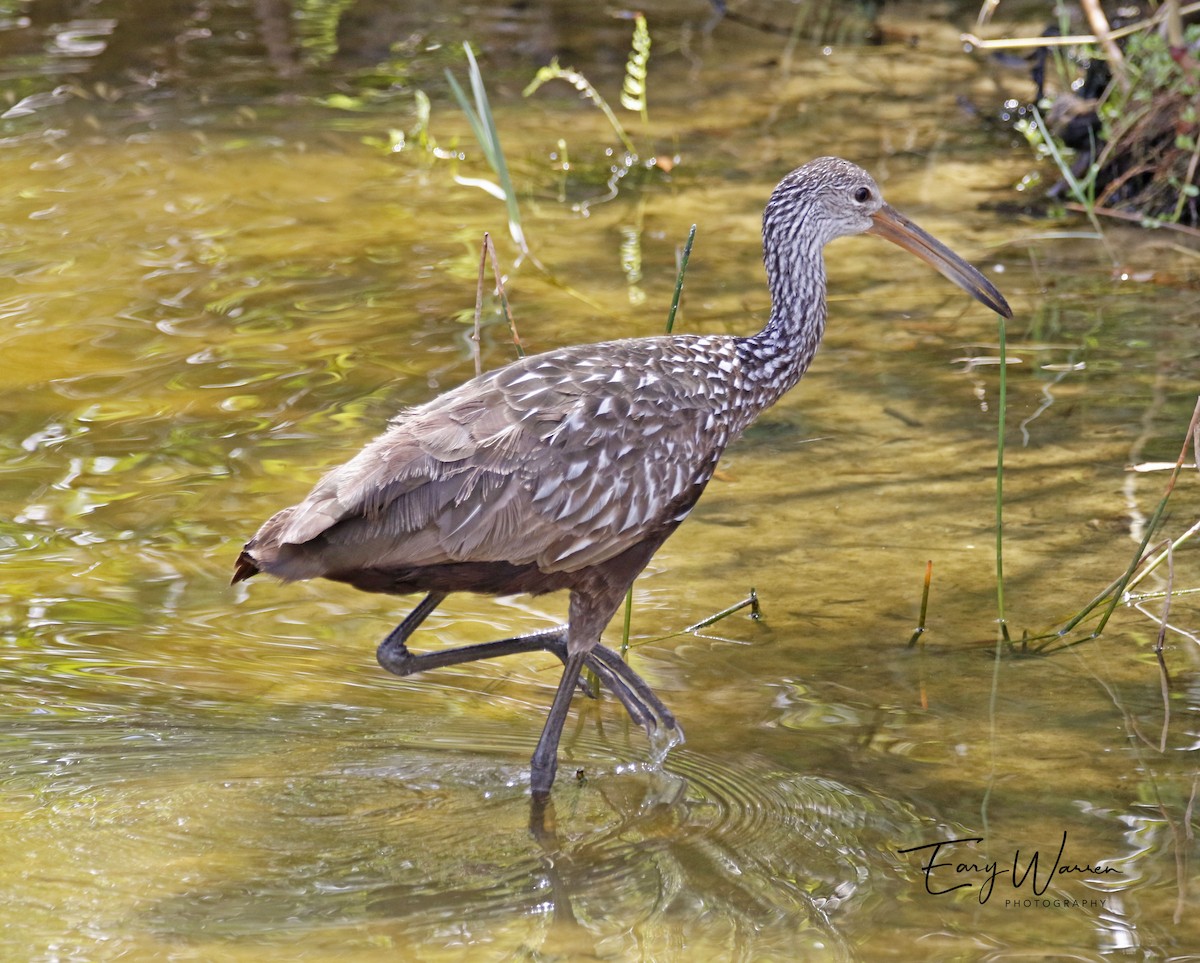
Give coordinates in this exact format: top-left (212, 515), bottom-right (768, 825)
top-left (233, 157), bottom-right (1011, 798)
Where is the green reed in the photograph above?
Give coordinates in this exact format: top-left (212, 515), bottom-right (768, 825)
top-left (995, 311), bottom-right (1011, 646)
top-left (446, 43), bottom-right (527, 253)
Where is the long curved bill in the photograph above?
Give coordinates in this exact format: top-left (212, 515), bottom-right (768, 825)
top-left (866, 203), bottom-right (1012, 319)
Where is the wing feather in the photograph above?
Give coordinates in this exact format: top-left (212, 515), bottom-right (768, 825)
top-left (244, 338), bottom-right (741, 581)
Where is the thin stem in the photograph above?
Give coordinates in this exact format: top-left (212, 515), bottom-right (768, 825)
top-left (681, 590), bottom-right (759, 633)
top-left (1030, 106), bottom-right (1113, 261)
top-left (995, 312), bottom-right (1011, 646)
top-left (985, 306), bottom-right (1014, 832)
top-left (908, 560), bottom-right (933, 648)
top-left (523, 61), bottom-right (637, 157)
top-left (484, 234), bottom-right (524, 358)
top-left (962, 2), bottom-right (1200, 50)
top-left (665, 225), bottom-right (697, 334)
top-left (472, 234), bottom-right (487, 377)
top-left (1127, 518), bottom-right (1200, 595)
top-left (620, 585), bottom-right (633, 659)
top-left (1155, 541), bottom-right (1174, 678)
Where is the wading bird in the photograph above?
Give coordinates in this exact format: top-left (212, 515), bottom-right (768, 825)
top-left (233, 157), bottom-right (1011, 799)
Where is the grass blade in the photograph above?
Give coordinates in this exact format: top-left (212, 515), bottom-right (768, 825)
top-left (908, 560), bottom-right (933, 648)
top-left (665, 225), bottom-right (697, 334)
top-left (995, 311), bottom-right (1011, 647)
top-left (620, 586), bottom-right (634, 659)
top-left (446, 44), bottom-right (527, 253)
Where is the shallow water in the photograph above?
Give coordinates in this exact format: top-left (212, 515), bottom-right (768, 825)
top-left (2, 1), bottom-right (1199, 959)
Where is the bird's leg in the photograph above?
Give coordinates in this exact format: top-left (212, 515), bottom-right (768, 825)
top-left (566, 646), bottom-right (676, 736)
top-left (377, 592), bottom-right (567, 676)
top-left (375, 596), bottom-right (673, 737)
top-left (379, 621), bottom-right (569, 677)
top-left (376, 591), bottom-right (447, 671)
top-left (380, 615), bottom-right (658, 729)
top-left (530, 649), bottom-right (588, 799)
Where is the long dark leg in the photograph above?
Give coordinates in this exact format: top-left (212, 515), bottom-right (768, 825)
top-left (383, 622), bottom-right (660, 730)
top-left (379, 624), bottom-right (571, 676)
top-left (376, 591), bottom-right (446, 671)
top-left (530, 650), bottom-right (588, 799)
top-left (378, 592), bottom-right (567, 676)
top-left (375, 595), bottom-right (678, 748)
top-left (530, 583), bottom-right (657, 797)
top-left (376, 596), bottom-right (670, 729)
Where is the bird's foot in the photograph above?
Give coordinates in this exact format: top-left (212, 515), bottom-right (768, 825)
top-left (585, 645), bottom-right (679, 737)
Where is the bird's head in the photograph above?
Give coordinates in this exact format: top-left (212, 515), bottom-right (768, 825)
top-left (766, 156), bottom-right (886, 244)
top-left (765, 156), bottom-right (1011, 318)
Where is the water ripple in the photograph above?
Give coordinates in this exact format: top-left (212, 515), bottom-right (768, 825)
top-left (1, 712), bottom-right (927, 956)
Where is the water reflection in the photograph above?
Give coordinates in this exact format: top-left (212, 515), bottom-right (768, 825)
top-left (5, 716), bottom-right (939, 957)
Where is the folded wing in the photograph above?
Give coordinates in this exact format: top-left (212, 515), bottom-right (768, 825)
top-left (241, 341), bottom-right (731, 583)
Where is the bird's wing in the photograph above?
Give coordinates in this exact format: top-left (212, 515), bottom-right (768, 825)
top-left (247, 341), bottom-right (734, 579)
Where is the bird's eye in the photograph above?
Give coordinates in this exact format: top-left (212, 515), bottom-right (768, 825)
top-left (854, 186), bottom-right (872, 203)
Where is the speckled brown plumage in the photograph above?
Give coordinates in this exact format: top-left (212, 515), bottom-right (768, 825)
top-left (233, 157), bottom-right (1011, 798)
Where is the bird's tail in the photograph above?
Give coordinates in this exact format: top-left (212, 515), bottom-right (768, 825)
top-left (231, 551), bottom-right (260, 585)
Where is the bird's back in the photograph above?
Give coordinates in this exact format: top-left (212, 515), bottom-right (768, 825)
top-left (237, 334), bottom-right (761, 589)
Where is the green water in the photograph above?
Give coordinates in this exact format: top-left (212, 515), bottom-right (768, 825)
top-left (2, 1), bottom-right (1198, 959)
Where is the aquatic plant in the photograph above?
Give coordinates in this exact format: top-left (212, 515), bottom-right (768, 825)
top-left (620, 13), bottom-right (652, 123)
top-left (523, 59), bottom-right (639, 159)
top-left (524, 12), bottom-right (655, 162)
top-left (445, 43), bottom-right (528, 253)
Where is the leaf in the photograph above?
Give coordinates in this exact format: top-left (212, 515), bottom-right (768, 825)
top-left (445, 43), bottom-right (527, 252)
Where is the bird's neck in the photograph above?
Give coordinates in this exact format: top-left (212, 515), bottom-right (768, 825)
top-left (736, 242), bottom-right (828, 409)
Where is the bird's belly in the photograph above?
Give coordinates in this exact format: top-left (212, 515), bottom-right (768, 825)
top-left (323, 559), bottom-right (580, 598)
